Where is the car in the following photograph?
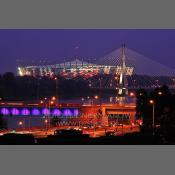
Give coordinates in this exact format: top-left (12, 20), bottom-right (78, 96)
top-left (105, 131), bottom-right (115, 136)
top-left (73, 127), bottom-right (82, 131)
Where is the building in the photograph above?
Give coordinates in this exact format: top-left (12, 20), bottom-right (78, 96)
top-left (17, 58), bottom-right (133, 79)
top-left (0, 102), bottom-right (136, 129)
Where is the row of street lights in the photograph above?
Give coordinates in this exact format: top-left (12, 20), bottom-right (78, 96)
top-left (81, 95), bottom-right (99, 105)
top-left (81, 91), bottom-right (136, 105)
top-left (42, 96), bottom-right (57, 133)
top-left (17, 117), bottom-right (49, 133)
top-left (36, 76), bottom-right (58, 131)
top-left (21, 95), bottom-right (58, 133)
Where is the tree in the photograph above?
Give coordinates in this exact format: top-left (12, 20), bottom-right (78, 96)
top-left (3, 72), bottom-right (15, 81)
top-left (136, 88), bottom-right (148, 120)
top-left (0, 114), bottom-right (7, 129)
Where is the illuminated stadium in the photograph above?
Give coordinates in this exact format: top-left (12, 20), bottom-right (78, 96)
top-left (17, 58), bottom-right (133, 78)
top-left (17, 45), bottom-right (175, 89)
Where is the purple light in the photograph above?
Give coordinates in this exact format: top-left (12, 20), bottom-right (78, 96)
top-left (11, 108), bottom-right (20, 115)
top-left (42, 108), bottom-right (50, 115)
top-left (73, 109), bottom-right (79, 117)
top-left (21, 108), bottom-right (30, 115)
top-left (32, 108), bottom-right (40, 116)
top-left (1, 108), bottom-right (9, 115)
top-left (52, 109), bottom-right (62, 116)
top-left (63, 109), bottom-right (72, 116)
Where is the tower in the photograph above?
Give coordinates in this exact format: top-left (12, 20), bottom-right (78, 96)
top-left (116, 44), bottom-right (129, 103)
top-left (118, 44), bottom-right (128, 96)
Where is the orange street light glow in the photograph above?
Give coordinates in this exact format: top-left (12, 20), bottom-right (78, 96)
top-left (50, 101), bottom-right (54, 105)
top-left (158, 91), bottom-right (163, 95)
top-left (94, 95), bottom-right (99, 99)
top-left (19, 121), bottom-right (23, 125)
top-left (129, 92), bottom-right (135, 97)
top-left (149, 100), bottom-right (154, 104)
top-left (115, 76), bottom-right (118, 80)
top-left (52, 96), bottom-right (56, 101)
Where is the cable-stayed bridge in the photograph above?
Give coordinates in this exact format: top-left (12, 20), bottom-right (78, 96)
top-left (95, 46), bottom-right (175, 76)
top-left (17, 45), bottom-right (175, 90)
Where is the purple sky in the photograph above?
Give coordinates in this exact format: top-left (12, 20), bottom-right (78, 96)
top-left (0, 29), bottom-right (175, 74)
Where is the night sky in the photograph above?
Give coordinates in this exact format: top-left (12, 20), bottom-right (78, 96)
top-left (0, 29), bottom-right (175, 74)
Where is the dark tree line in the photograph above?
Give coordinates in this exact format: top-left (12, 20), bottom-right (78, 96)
top-left (0, 72), bottom-right (119, 101)
top-left (0, 72), bottom-right (92, 101)
top-left (136, 85), bottom-right (175, 140)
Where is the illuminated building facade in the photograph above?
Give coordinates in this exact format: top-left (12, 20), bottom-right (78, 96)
top-left (17, 58), bottom-right (133, 79)
top-left (0, 102), bottom-right (136, 127)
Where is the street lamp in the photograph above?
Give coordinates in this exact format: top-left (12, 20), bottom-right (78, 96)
top-left (94, 95), bottom-right (98, 100)
top-left (133, 79), bottom-right (137, 87)
top-left (139, 93), bottom-right (143, 96)
top-left (172, 78), bottom-right (175, 88)
top-left (99, 78), bottom-right (102, 105)
top-left (48, 100), bottom-right (54, 129)
top-left (155, 80), bottom-right (159, 87)
top-left (158, 91), bottom-right (163, 96)
top-left (44, 119), bottom-right (48, 134)
top-left (129, 92), bottom-right (135, 97)
top-left (54, 77), bottom-right (58, 104)
top-left (149, 99), bottom-right (155, 135)
top-left (37, 78), bottom-right (40, 101)
top-left (129, 92), bottom-right (135, 103)
top-left (18, 120), bottom-right (25, 130)
top-left (87, 96), bottom-right (91, 104)
top-left (51, 96), bottom-right (56, 101)
top-left (81, 97), bottom-right (85, 104)
top-left (19, 121), bottom-right (23, 126)
top-left (43, 97), bottom-right (53, 133)
top-left (94, 95), bottom-right (99, 105)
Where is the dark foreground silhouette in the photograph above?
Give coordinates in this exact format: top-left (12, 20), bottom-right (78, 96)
top-left (0, 129), bottom-right (175, 145)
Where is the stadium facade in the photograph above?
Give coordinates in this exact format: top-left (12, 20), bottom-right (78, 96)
top-left (17, 58), bottom-right (133, 78)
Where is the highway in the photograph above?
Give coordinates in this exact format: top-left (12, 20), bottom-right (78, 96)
top-left (0, 124), bottom-right (140, 138)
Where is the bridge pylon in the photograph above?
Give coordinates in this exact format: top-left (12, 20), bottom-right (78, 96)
top-left (116, 44), bottom-right (131, 104)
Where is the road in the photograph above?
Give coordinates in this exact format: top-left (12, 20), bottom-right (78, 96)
top-left (0, 124), bottom-right (140, 138)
